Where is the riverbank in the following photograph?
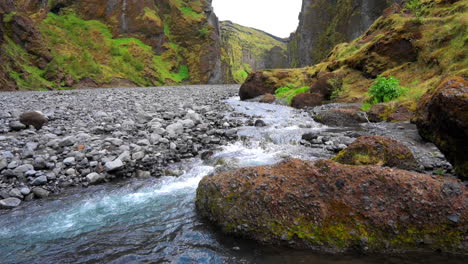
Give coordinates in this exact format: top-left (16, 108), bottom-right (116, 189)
top-left (0, 85), bottom-right (244, 208)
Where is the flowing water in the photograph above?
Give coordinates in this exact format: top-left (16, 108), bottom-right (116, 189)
top-left (0, 98), bottom-right (465, 264)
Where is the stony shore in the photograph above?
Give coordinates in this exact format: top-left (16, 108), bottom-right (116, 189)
top-left (0, 85), bottom-right (242, 208)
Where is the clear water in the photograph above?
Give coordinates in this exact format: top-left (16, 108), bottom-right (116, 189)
top-left (0, 98), bottom-right (465, 264)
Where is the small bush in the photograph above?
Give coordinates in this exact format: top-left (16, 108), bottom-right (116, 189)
top-left (368, 76), bottom-right (408, 104)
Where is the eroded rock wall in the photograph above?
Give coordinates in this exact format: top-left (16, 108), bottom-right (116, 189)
top-left (289, 0), bottom-right (401, 67)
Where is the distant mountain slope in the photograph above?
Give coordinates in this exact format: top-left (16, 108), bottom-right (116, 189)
top-left (220, 21), bottom-right (288, 83)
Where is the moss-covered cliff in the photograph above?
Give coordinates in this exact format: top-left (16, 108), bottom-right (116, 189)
top-left (220, 21), bottom-right (288, 83)
top-left (244, 0), bottom-right (467, 108)
top-left (289, 0), bottom-right (400, 67)
top-left (0, 0), bottom-right (222, 90)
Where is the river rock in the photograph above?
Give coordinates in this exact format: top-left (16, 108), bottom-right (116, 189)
top-left (413, 76), bottom-right (468, 180)
top-left (196, 159), bottom-right (467, 253)
top-left (32, 175), bottom-right (48, 186)
top-left (0, 197), bottom-right (21, 209)
top-left (313, 106), bottom-right (367, 127)
top-left (32, 187), bottom-right (50, 198)
top-left (63, 157), bottom-right (75, 166)
top-left (291, 93), bottom-right (323, 109)
top-left (105, 159), bottom-right (124, 172)
top-left (332, 136), bottom-right (418, 170)
top-left (0, 157), bottom-right (7, 171)
top-left (9, 121), bottom-right (26, 131)
top-left (19, 111), bottom-right (48, 130)
top-left (86, 172), bottom-right (105, 184)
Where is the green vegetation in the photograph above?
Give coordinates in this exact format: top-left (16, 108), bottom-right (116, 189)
top-left (275, 85), bottom-right (311, 104)
top-left (368, 76), bottom-right (409, 104)
top-left (1, 11), bottom-right (193, 90)
top-left (405, 0), bottom-right (433, 18)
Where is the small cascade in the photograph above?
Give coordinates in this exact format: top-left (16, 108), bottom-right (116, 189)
top-left (121, 0), bottom-right (128, 33)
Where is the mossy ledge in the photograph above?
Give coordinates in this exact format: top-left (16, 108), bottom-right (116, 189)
top-left (196, 159), bottom-right (468, 254)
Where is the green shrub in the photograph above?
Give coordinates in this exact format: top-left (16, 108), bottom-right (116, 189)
top-left (405, 0), bottom-right (433, 18)
top-left (368, 76), bottom-right (408, 104)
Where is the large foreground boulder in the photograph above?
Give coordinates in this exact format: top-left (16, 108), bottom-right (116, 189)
top-left (332, 136), bottom-right (418, 170)
top-left (413, 77), bottom-right (468, 179)
top-left (196, 159), bottom-right (467, 253)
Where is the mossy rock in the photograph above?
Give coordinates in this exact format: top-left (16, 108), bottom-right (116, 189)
top-left (196, 159), bottom-right (467, 253)
top-left (332, 136), bottom-right (418, 170)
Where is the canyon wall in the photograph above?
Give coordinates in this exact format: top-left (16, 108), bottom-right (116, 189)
top-left (0, 0), bottom-right (223, 90)
top-left (289, 0), bottom-right (402, 67)
top-left (220, 21), bottom-right (288, 83)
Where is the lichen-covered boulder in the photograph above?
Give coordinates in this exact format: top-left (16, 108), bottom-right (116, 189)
top-left (413, 77), bottom-right (468, 180)
top-left (196, 159), bottom-right (467, 253)
top-left (239, 72), bottom-right (277, 100)
top-left (332, 136), bottom-right (418, 170)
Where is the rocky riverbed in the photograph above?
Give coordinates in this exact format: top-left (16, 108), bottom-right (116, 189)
top-left (0, 85), bottom-right (245, 209)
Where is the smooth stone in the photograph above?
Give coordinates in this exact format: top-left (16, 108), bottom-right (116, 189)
top-left (20, 187), bottom-right (31, 195)
top-left (63, 157), bottom-right (76, 166)
top-left (32, 176), bottom-right (48, 186)
top-left (8, 188), bottom-right (24, 199)
top-left (86, 172), bottom-right (105, 184)
top-left (32, 187), bottom-right (50, 198)
top-left (0, 198), bottom-right (21, 209)
top-left (132, 152), bottom-right (145, 160)
top-left (105, 159), bottom-right (124, 171)
top-left (9, 121), bottom-right (26, 131)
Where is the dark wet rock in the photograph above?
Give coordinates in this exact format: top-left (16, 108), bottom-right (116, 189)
top-left (19, 111), bottom-right (48, 129)
top-left (291, 93), bottom-right (323, 109)
top-left (201, 151), bottom-right (214, 161)
top-left (196, 159), bottom-right (467, 253)
top-left (259, 94), bottom-right (276, 104)
top-left (367, 103), bottom-right (388, 122)
top-left (413, 77), bottom-right (468, 180)
top-left (332, 136), bottom-right (418, 170)
top-left (313, 106), bottom-right (367, 127)
top-left (0, 197), bottom-right (21, 209)
top-left (254, 120), bottom-right (267, 127)
top-left (239, 72), bottom-right (277, 100)
top-left (32, 176), bottom-right (48, 186)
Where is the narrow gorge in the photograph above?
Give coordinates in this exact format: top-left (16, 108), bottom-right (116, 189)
top-left (0, 0), bottom-right (467, 263)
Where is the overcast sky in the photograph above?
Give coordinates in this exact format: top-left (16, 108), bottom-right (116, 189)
top-left (212, 0), bottom-right (302, 38)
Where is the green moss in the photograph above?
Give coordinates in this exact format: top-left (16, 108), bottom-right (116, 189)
top-left (275, 85), bottom-right (311, 104)
top-left (1, 37), bottom-right (55, 90)
top-left (3, 12), bottom-right (16, 23)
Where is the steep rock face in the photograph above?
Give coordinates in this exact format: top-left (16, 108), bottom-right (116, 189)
top-left (0, 0), bottom-right (223, 90)
top-left (196, 159), bottom-right (468, 253)
top-left (241, 0), bottom-right (467, 115)
top-left (413, 77), bottom-right (468, 180)
top-left (289, 0), bottom-right (400, 67)
top-left (220, 21), bottom-right (288, 83)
